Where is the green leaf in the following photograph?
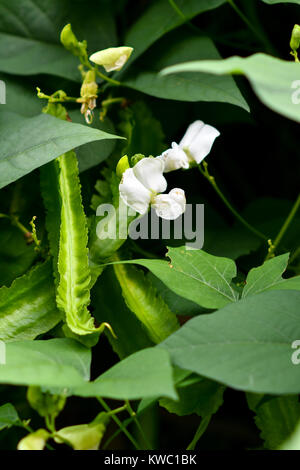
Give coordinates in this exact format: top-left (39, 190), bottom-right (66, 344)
top-left (261, 0), bottom-right (300, 3)
top-left (147, 272), bottom-right (201, 317)
top-left (247, 393), bottom-right (300, 449)
top-left (0, 338), bottom-right (91, 389)
top-left (68, 110), bottom-right (116, 173)
top-left (120, 247), bottom-right (239, 309)
top-left (160, 290), bottom-right (300, 394)
top-left (160, 376), bottom-right (224, 417)
top-left (123, 31), bottom-right (248, 110)
top-left (0, 221), bottom-right (37, 287)
top-left (0, 73), bottom-right (42, 117)
top-left (0, 403), bottom-right (20, 431)
top-left (124, 0), bottom-right (226, 62)
top-left (74, 347), bottom-right (177, 401)
top-left (0, 261), bottom-right (62, 342)
top-left (118, 101), bottom-right (166, 158)
top-left (242, 254), bottom-right (290, 297)
top-left (93, 267), bottom-right (153, 359)
top-left (113, 258), bottom-right (180, 344)
top-left (161, 53), bottom-right (300, 122)
top-left (0, 0), bottom-right (116, 80)
top-left (0, 112), bottom-right (121, 189)
top-left (243, 254), bottom-right (300, 297)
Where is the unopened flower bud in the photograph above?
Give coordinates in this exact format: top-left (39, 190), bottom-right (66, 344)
top-left (89, 46), bottom-right (133, 72)
top-left (116, 155), bottom-right (130, 178)
top-left (80, 70), bottom-right (98, 100)
top-left (60, 23), bottom-right (87, 59)
top-left (290, 24), bottom-right (300, 54)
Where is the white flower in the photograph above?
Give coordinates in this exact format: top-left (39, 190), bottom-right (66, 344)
top-left (159, 120), bottom-right (220, 172)
top-left (152, 188), bottom-right (186, 220)
top-left (119, 157), bottom-right (186, 220)
top-left (89, 47), bottom-right (133, 72)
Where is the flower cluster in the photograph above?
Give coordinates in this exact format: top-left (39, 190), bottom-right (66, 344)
top-left (119, 120), bottom-right (220, 220)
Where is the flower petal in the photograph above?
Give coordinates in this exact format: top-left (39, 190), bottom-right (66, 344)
top-left (187, 124), bottom-right (220, 164)
top-left (159, 143), bottom-right (189, 173)
top-left (119, 168), bottom-right (151, 214)
top-left (89, 47), bottom-right (133, 72)
top-left (152, 188), bottom-right (186, 220)
top-left (179, 120), bottom-right (206, 149)
top-left (133, 157), bottom-right (167, 193)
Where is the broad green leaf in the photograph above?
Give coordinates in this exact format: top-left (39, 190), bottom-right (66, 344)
top-left (119, 247), bottom-right (239, 309)
top-left (0, 403), bottom-right (20, 431)
top-left (0, 0), bottom-right (117, 80)
top-left (123, 31), bottom-right (249, 110)
top-left (247, 393), bottom-right (300, 449)
top-left (0, 222), bottom-right (37, 287)
top-left (161, 53), bottom-right (300, 122)
top-left (160, 376), bottom-right (224, 417)
top-left (118, 101), bottom-right (166, 158)
top-left (148, 273), bottom-right (202, 317)
top-left (0, 338), bottom-right (91, 388)
top-left (160, 290), bottom-right (300, 394)
top-left (0, 261), bottom-right (62, 342)
top-left (93, 267), bottom-right (153, 359)
top-left (68, 110), bottom-right (116, 173)
top-left (113, 258), bottom-right (180, 344)
top-left (0, 73), bottom-right (42, 117)
top-left (124, 0), bottom-right (226, 62)
top-left (262, 0), bottom-right (300, 3)
top-left (74, 348), bottom-right (177, 400)
top-left (243, 254), bottom-right (300, 297)
top-left (0, 112), bottom-right (121, 189)
top-left (242, 254), bottom-right (290, 297)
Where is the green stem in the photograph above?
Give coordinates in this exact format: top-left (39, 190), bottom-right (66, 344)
top-left (95, 69), bottom-right (121, 86)
top-left (226, 0), bottom-right (267, 46)
top-left (125, 400), bottom-right (153, 450)
top-left (289, 246), bottom-right (300, 265)
top-left (98, 398), bottom-right (141, 450)
top-left (101, 97), bottom-right (125, 107)
top-left (168, 0), bottom-right (203, 34)
top-left (266, 193), bottom-right (300, 260)
top-left (187, 415), bottom-right (211, 450)
top-left (199, 164), bottom-right (268, 242)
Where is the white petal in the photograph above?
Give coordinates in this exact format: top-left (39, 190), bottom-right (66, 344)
top-left (179, 120), bottom-right (205, 148)
top-left (133, 157), bottom-right (167, 193)
top-left (119, 168), bottom-right (151, 214)
top-left (186, 124), bottom-right (220, 164)
top-left (152, 188), bottom-right (186, 220)
top-left (159, 143), bottom-right (189, 173)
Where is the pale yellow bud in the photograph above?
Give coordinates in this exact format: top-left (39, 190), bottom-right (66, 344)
top-left (89, 46), bottom-right (133, 72)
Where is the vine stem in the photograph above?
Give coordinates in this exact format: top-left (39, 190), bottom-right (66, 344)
top-left (290, 246), bottom-right (300, 265)
top-left (125, 400), bottom-right (153, 450)
top-left (265, 193), bottom-right (300, 261)
top-left (97, 398), bottom-right (141, 450)
top-left (186, 415), bottom-right (211, 450)
top-left (199, 164), bottom-right (268, 242)
top-left (226, 0), bottom-right (267, 46)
